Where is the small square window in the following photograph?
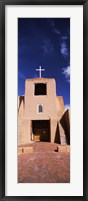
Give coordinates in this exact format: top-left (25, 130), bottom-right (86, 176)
top-left (34, 83), bottom-right (46, 95)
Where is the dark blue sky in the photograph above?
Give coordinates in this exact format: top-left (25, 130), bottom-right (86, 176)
top-left (18, 18), bottom-right (70, 107)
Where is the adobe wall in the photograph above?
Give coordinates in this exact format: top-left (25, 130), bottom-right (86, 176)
top-left (18, 78), bottom-right (68, 145)
top-left (60, 109), bottom-right (70, 144)
top-left (56, 96), bottom-right (65, 120)
top-left (24, 78), bottom-right (66, 144)
top-left (18, 96), bottom-right (24, 145)
top-left (24, 78), bottom-right (58, 120)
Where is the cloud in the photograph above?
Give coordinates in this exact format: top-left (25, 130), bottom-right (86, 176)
top-left (53, 28), bottom-right (60, 35)
top-left (49, 19), bottom-right (61, 36)
top-left (18, 71), bottom-right (25, 80)
top-left (61, 41), bottom-right (68, 57)
top-left (65, 104), bottom-right (70, 111)
top-left (42, 39), bottom-right (54, 55)
top-left (61, 36), bottom-right (68, 40)
top-left (62, 66), bottom-right (70, 82)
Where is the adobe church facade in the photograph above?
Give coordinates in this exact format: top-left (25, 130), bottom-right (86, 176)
top-left (18, 77), bottom-right (70, 145)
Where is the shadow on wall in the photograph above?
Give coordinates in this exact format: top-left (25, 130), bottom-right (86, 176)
top-left (18, 96), bottom-right (24, 113)
top-left (60, 109), bottom-right (70, 145)
top-left (54, 122), bottom-right (61, 144)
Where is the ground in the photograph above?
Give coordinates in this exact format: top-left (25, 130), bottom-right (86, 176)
top-left (18, 142), bottom-right (70, 183)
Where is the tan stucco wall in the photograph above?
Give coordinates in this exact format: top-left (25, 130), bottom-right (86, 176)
top-left (18, 96), bottom-right (24, 145)
top-left (25, 78), bottom-right (57, 119)
top-left (60, 109), bottom-right (70, 144)
top-left (18, 78), bottom-right (67, 145)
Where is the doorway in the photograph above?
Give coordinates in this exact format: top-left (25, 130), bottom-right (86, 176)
top-left (32, 120), bottom-right (50, 142)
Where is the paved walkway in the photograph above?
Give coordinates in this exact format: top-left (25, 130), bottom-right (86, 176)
top-left (18, 142), bottom-right (70, 183)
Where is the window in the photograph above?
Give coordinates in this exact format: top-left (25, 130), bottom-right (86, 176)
top-left (34, 83), bottom-right (46, 95)
top-left (37, 104), bottom-right (43, 114)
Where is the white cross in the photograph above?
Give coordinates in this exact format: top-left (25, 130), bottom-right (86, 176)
top-left (36, 66), bottom-right (45, 78)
